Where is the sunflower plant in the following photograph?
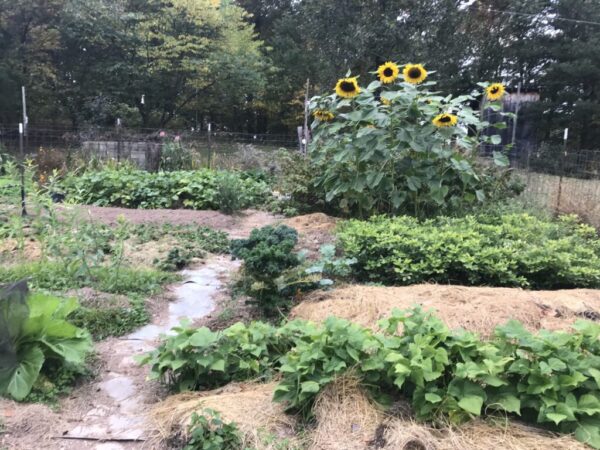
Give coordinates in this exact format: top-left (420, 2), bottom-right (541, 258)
top-left (309, 65), bottom-right (513, 217)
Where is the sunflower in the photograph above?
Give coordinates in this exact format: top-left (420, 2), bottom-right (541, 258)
top-left (433, 113), bottom-right (458, 127)
top-left (380, 97), bottom-right (391, 106)
top-left (313, 109), bottom-right (334, 122)
top-left (486, 83), bottom-right (505, 101)
top-left (403, 63), bottom-right (428, 84)
top-left (335, 77), bottom-right (361, 98)
top-left (377, 62), bottom-right (399, 84)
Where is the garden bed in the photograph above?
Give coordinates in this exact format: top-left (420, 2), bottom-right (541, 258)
top-left (292, 284), bottom-right (600, 336)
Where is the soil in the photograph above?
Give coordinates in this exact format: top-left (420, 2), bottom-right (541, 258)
top-left (292, 284), bottom-right (600, 336)
top-left (283, 213), bottom-right (338, 257)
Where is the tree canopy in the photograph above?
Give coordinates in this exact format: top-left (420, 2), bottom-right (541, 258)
top-left (0, 0), bottom-right (598, 148)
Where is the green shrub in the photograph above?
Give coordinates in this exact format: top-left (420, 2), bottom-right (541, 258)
top-left (0, 281), bottom-right (92, 401)
top-left (142, 308), bottom-right (600, 448)
top-left (230, 225), bottom-right (300, 316)
top-left (214, 171), bottom-right (244, 214)
top-left (184, 409), bottom-right (242, 450)
top-left (337, 213), bottom-right (600, 289)
top-left (160, 140), bottom-right (194, 171)
top-left (62, 167), bottom-right (270, 210)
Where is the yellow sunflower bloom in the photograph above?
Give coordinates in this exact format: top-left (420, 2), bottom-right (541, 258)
top-left (377, 62), bottom-right (399, 84)
top-left (313, 109), bottom-right (334, 122)
top-left (486, 83), bottom-right (505, 101)
top-left (433, 113), bottom-right (458, 127)
top-left (380, 97), bottom-right (391, 106)
top-left (403, 63), bottom-right (428, 84)
top-left (335, 77), bottom-right (361, 98)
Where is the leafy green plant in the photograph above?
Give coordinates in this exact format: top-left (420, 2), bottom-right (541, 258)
top-left (337, 213), bottom-right (600, 289)
top-left (310, 69), bottom-right (515, 217)
top-left (215, 171), bottom-right (244, 214)
top-left (184, 409), bottom-right (242, 450)
top-left (138, 320), bottom-right (308, 392)
top-left (160, 139), bottom-right (194, 171)
top-left (231, 225), bottom-right (300, 316)
top-left (0, 281), bottom-right (92, 401)
top-left (134, 223), bottom-right (230, 254)
top-left (61, 167), bottom-right (270, 210)
top-left (142, 308), bottom-right (600, 448)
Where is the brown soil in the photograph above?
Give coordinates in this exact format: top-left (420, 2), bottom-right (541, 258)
top-left (292, 284), bottom-right (600, 336)
top-left (283, 213), bottom-right (338, 257)
top-left (63, 205), bottom-right (280, 238)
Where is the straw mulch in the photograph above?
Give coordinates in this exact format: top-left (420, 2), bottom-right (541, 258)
top-left (148, 382), bottom-right (300, 449)
top-left (292, 284), bottom-right (600, 337)
top-left (149, 378), bottom-right (589, 450)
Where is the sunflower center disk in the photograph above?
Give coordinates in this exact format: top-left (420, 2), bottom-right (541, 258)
top-left (341, 81), bottom-right (356, 92)
top-left (408, 68), bottom-right (422, 79)
top-left (491, 87), bottom-right (499, 94)
top-left (383, 68), bottom-right (393, 77)
top-left (440, 116), bottom-right (451, 123)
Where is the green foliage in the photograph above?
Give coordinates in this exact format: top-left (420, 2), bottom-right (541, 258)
top-left (231, 225), bottom-right (300, 316)
top-left (62, 168), bottom-right (270, 210)
top-left (0, 281), bottom-right (92, 401)
top-left (310, 75), bottom-right (514, 217)
top-left (138, 320), bottom-right (307, 392)
top-left (0, 261), bottom-right (177, 296)
top-left (337, 213), bottom-right (600, 289)
top-left (160, 139), bottom-right (194, 171)
top-left (142, 308), bottom-right (600, 448)
top-left (184, 409), bottom-right (242, 450)
top-left (155, 247), bottom-right (195, 272)
top-left (215, 171), bottom-right (244, 214)
top-left (69, 295), bottom-right (149, 340)
top-left (133, 223), bottom-right (230, 254)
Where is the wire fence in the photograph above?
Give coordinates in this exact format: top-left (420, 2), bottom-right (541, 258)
top-left (481, 140), bottom-right (600, 228)
top-left (2, 124), bottom-right (600, 227)
top-left (0, 124), bottom-right (299, 171)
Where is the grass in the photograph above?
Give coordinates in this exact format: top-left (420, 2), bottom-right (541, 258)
top-left (0, 261), bottom-right (179, 296)
top-left (70, 294), bottom-right (150, 340)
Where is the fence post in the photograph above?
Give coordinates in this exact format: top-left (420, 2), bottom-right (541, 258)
top-left (116, 118), bottom-right (122, 163)
top-left (555, 128), bottom-right (568, 213)
top-left (207, 122), bottom-right (212, 168)
top-left (18, 123), bottom-right (27, 217)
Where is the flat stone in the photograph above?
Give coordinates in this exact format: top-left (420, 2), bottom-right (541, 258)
top-left (108, 415), bottom-right (146, 440)
top-left (98, 376), bottom-right (136, 403)
top-left (67, 424), bottom-right (108, 439)
top-left (95, 444), bottom-right (125, 450)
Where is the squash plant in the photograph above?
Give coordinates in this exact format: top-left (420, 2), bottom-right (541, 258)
top-left (309, 66), bottom-right (513, 217)
top-left (0, 280), bottom-right (92, 400)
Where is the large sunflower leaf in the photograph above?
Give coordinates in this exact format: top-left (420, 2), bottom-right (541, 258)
top-left (0, 345), bottom-right (44, 401)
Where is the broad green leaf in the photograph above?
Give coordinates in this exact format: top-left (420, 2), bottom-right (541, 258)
top-left (458, 395), bottom-right (484, 415)
top-left (300, 381), bottom-right (320, 393)
top-left (189, 328), bottom-right (218, 347)
top-left (0, 345), bottom-right (44, 401)
top-left (545, 413), bottom-right (567, 425)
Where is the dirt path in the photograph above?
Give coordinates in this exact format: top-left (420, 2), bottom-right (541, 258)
top-left (64, 206), bottom-right (280, 239)
top-left (0, 255), bottom-right (239, 450)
